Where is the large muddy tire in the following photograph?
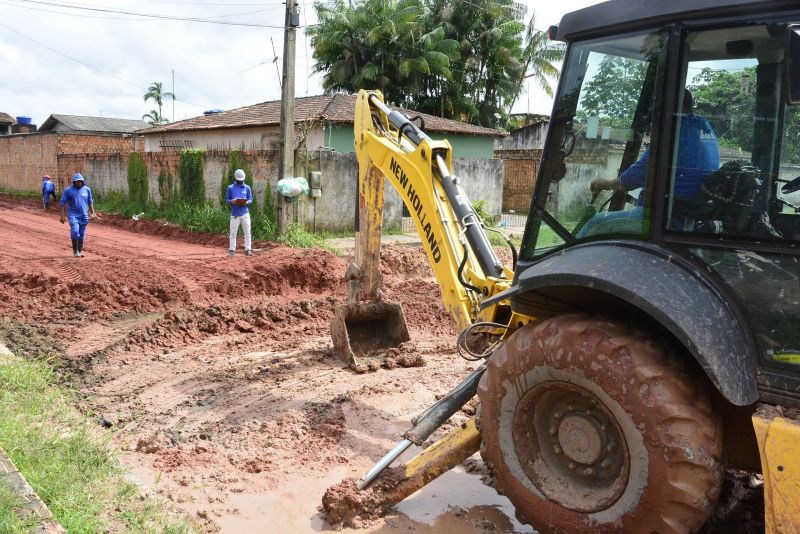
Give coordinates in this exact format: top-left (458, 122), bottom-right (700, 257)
top-left (477, 315), bottom-right (723, 533)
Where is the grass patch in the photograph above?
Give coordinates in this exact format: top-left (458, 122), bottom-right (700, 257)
top-left (0, 482), bottom-right (39, 533)
top-left (0, 188), bottom-right (39, 199)
top-left (0, 356), bottom-right (195, 533)
top-left (94, 191), bottom-right (339, 250)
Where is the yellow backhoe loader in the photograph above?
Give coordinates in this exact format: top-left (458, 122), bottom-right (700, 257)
top-left (326, 1), bottom-right (800, 531)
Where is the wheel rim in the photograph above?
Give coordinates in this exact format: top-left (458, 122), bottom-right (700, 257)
top-left (512, 381), bottom-right (630, 512)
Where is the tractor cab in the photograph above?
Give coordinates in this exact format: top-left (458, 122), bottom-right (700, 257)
top-left (518, 1), bottom-right (800, 407)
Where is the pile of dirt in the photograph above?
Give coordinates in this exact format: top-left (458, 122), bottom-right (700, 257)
top-left (204, 248), bottom-right (343, 297)
top-left (122, 300), bottom-right (335, 352)
top-left (322, 466), bottom-right (408, 527)
top-left (380, 246), bottom-right (434, 278)
top-left (383, 279), bottom-right (455, 338)
top-left (0, 318), bottom-right (62, 358)
top-left (0, 260), bottom-right (191, 322)
top-left (350, 341), bottom-right (427, 373)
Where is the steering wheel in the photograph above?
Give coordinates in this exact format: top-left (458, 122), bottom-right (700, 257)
top-left (782, 174), bottom-right (800, 194)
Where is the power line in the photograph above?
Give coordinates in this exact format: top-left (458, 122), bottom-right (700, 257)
top-left (8, 0), bottom-right (302, 28)
top-left (0, 20), bottom-right (201, 108)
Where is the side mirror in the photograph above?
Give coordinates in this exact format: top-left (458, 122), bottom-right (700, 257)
top-left (786, 26), bottom-right (800, 104)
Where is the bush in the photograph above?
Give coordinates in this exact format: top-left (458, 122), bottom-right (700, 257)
top-left (126, 152), bottom-right (148, 210)
top-left (157, 170), bottom-right (175, 204)
top-left (472, 199), bottom-right (499, 227)
top-left (178, 149), bottom-right (205, 205)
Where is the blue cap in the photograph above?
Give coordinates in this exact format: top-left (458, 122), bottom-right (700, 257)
top-left (72, 173), bottom-right (84, 183)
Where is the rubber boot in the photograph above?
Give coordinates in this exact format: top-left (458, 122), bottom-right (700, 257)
top-left (77, 240), bottom-right (84, 257)
top-left (71, 239), bottom-right (79, 257)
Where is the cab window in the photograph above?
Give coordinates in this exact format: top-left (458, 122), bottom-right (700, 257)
top-left (522, 30), bottom-right (669, 260)
top-left (666, 25), bottom-right (800, 243)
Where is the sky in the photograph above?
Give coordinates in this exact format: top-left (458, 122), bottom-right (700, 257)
top-left (0, 0), bottom-right (605, 128)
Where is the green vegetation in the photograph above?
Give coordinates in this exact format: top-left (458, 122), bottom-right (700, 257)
top-left (126, 152), bottom-right (149, 208)
top-left (0, 356), bottom-right (194, 533)
top-left (472, 199), bottom-right (499, 227)
top-left (95, 191), bottom-right (334, 250)
top-left (178, 149), bottom-right (206, 205)
top-left (158, 170), bottom-right (176, 204)
top-left (0, 188), bottom-right (39, 199)
top-left (142, 81), bottom-right (175, 125)
top-left (0, 482), bottom-right (38, 533)
top-left (95, 150), bottom-right (336, 250)
top-left (308, 0), bottom-right (564, 128)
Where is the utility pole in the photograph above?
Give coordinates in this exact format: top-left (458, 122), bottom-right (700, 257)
top-left (172, 69), bottom-right (175, 122)
top-left (277, 0), bottom-right (299, 232)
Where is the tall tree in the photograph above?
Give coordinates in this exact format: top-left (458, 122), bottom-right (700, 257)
top-left (142, 110), bottom-right (166, 125)
top-left (309, 0), bottom-right (563, 128)
top-left (579, 55), bottom-right (649, 128)
top-left (309, 0), bottom-right (456, 109)
top-left (507, 13), bottom-right (565, 110)
top-left (144, 82), bottom-right (175, 123)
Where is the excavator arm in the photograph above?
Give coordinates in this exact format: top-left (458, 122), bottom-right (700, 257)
top-left (353, 90), bottom-right (514, 330)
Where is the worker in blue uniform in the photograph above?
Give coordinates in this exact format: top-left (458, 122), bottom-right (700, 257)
top-left (579, 90), bottom-right (719, 238)
top-left (226, 168), bottom-right (254, 257)
top-left (42, 175), bottom-right (57, 210)
top-left (59, 173), bottom-right (97, 257)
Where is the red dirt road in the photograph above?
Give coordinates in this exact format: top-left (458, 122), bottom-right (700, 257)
top-left (0, 196), bottom-right (531, 533)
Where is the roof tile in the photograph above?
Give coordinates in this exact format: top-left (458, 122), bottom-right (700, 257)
top-left (142, 94), bottom-right (504, 137)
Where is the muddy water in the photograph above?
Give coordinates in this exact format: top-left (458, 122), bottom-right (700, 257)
top-left (126, 454), bottom-right (535, 533)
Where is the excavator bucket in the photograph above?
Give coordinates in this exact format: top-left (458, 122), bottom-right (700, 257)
top-left (330, 143), bottom-right (412, 366)
top-left (331, 300), bottom-right (410, 365)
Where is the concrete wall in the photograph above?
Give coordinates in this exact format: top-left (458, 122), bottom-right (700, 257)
top-left (452, 158), bottom-right (504, 218)
top-left (62, 147), bottom-right (503, 233)
top-left (295, 150), bottom-right (403, 232)
top-left (496, 122), bottom-right (549, 151)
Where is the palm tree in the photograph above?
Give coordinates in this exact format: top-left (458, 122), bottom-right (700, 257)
top-left (142, 110), bottom-right (166, 125)
top-left (143, 82), bottom-right (175, 122)
top-left (309, 0), bottom-right (457, 110)
top-left (507, 13), bottom-right (565, 111)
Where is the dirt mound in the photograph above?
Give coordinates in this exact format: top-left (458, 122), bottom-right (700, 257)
top-left (0, 259), bottom-right (191, 321)
top-left (383, 279), bottom-right (455, 337)
top-left (0, 318), bottom-right (62, 358)
top-left (205, 248), bottom-right (343, 297)
top-left (380, 246), bottom-right (433, 277)
top-left (123, 300), bottom-right (336, 353)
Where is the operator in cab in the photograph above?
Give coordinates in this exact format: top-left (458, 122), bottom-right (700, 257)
top-left (578, 90), bottom-right (720, 237)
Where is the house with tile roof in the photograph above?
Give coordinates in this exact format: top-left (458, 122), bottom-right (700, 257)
top-left (140, 93), bottom-right (505, 159)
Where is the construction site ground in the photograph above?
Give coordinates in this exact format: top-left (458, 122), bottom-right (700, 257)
top-left (0, 194), bottom-right (531, 533)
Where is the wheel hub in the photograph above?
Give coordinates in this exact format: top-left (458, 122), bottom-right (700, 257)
top-left (557, 414), bottom-right (603, 465)
top-left (512, 382), bottom-right (630, 512)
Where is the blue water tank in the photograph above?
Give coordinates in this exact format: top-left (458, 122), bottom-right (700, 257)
top-left (16, 116), bottom-right (32, 125)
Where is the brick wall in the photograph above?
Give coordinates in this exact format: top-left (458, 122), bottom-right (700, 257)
top-left (496, 149), bottom-right (541, 212)
top-left (0, 134), bottom-right (59, 191)
top-left (0, 132), bottom-right (139, 193)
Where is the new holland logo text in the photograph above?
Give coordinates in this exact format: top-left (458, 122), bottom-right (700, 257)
top-left (389, 158), bottom-right (442, 263)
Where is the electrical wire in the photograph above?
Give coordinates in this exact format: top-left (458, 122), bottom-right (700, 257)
top-left (8, 0), bottom-right (298, 28)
